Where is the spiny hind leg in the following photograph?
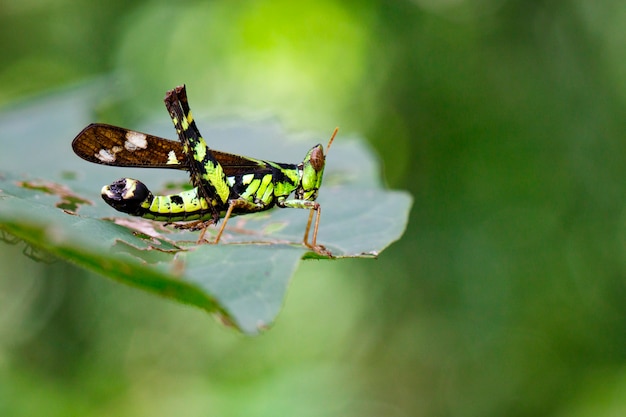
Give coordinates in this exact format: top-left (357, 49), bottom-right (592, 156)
top-left (164, 85), bottom-right (202, 145)
top-left (164, 85), bottom-right (233, 222)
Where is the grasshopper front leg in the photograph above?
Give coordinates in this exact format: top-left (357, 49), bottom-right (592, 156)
top-left (277, 198), bottom-right (326, 253)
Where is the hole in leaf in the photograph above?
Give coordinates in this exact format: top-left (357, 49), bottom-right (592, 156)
top-left (17, 180), bottom-right (92, 212)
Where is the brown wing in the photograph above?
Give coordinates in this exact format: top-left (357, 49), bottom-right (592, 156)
top-left (72, 123), bottom-right (269, 176)
top-left (72, 123), bottom-right (187, 169)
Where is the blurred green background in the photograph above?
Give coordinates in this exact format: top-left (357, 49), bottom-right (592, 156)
top-left (2, 0), bottom-right (626, 416)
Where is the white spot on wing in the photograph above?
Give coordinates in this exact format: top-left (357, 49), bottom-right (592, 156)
top-left (124, 131), bottom-right (148, 151)
top-left (96, 149), bottom-right (115, 163)
top-left (95, 146), bottom-right (123, 163)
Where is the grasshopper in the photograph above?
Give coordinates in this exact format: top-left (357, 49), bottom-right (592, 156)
top-left (72, 85), bottom-right (336, 254)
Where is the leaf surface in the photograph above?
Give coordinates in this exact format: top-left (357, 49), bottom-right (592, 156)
top-left (0, 83), bottom-right (412, 334)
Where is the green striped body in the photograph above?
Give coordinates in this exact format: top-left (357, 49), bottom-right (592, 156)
top-left (101, 158), bottom-right (307, 223)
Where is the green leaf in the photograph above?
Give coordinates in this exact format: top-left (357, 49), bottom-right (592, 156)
top-left (0, 82), bottom-right (412, 334)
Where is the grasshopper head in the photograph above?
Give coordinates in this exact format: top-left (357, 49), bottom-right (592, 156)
top-left (295, 127), bottom-right (338, 201)
top-left (295, 144), bottom-right (326, 201)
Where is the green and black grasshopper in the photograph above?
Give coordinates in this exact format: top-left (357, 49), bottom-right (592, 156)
top-left (72, 85), bottom-right (336, 254)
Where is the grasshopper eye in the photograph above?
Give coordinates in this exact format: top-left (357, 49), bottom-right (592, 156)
top-left (309, 145), bottom-right (325, 172)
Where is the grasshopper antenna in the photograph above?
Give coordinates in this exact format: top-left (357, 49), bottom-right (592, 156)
top-left (326, 127), bottom-right (339, 155)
